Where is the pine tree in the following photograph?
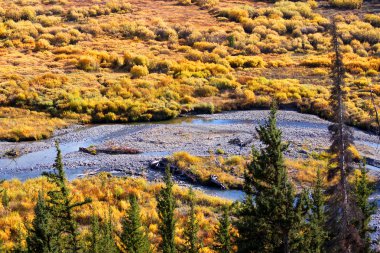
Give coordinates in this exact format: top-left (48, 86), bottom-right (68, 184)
top-left (42, 141), bottom-right (91, 253)
top-left (13, 225), bottom-right (26, 253)
top-left (26, 191), bottom-right (53, 253)
top-left (88, 210), bottom-right (118, 253)
top-left (235, 106), bottom-right (300, 253)
top-left (326, 17), bottom-right (362, 253)
top-left (309, 169), bottom-right (328, 253)
top-left (354, 162), bottom-right (376, 253)
top-left (2, 188), bottom-right (9, 207)
top-left (156, 167), bottom-right (176, 253)
top-left (214, 205), bottom-right (232, 253)
top-left (120, 194), bottom-right (151, 253)
top-left (183, 188), bottom-right (199, 253)
top-left (0, 179), bottom-right (4, 194)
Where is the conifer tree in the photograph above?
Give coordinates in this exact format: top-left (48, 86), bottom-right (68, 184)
top-left (326, 17), bottom-right (362, 253)
top-left (88, 210), bottom-right (118, 253)
top-left (183, 188), bottom-right (199, 253)
top-left (156, 167), bottom-right (176, 253)
top-left (0, 179), bottom-right (4, 194)
top-left (120, 194), bottom-right (151, 253)
top-left (309, 169), bottom-right (328, 253)
top-left (2, 188), bottom-right (9, 207)
top-left (26, 191), bottom-right (53, 253)
top-left (354, 162), bottom-right (376, 253)
top-left (214, 205), bottom-right (232, 253)
top-left (43, 141), bottom-right (91, 253)
top-left (236, 106), bottom-right (300, 253)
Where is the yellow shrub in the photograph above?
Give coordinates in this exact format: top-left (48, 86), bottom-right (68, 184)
top-left (130, 65), bottom-right (149, 78)
top-left (77, 56), bottom-right (99, 72)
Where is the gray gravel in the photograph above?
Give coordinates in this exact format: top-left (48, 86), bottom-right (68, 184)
top-left (0, 110), bottom-right (378, 179)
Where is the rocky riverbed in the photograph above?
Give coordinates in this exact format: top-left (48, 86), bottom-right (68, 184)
top-left (0, 110), bottom-right (379, 180)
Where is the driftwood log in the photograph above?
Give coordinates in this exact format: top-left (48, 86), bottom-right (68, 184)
top-left (79, 146), bottom-right (142, 155)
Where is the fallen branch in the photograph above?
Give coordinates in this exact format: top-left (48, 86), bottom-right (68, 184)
top-left (79, 146), bottom-right (142, 155)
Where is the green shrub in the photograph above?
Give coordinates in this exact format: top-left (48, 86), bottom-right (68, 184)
top-left (130, 65), bottom-right (149, 78)
top-left (216, 148), bottom-right (225, 155)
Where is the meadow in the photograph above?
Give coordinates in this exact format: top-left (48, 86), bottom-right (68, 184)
top-left (0, 0), bottom-right (378, 141)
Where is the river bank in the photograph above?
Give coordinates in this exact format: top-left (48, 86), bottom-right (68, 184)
top-left (0, 110), bottom-right (379, 181)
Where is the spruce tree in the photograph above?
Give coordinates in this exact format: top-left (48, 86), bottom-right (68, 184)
top-left (156, 167), bottom-right (176, 253)
top-left (214, 205), bottom-right (232, 253)
top-left (0, 179), bottom-right (4, 194)
top-left (26, 191), bottom-right (53, 253)
top-left (309, 169), bottom-right (328, 253)
top-left (88, 210), bottom-right (118, 253)
top-left (120, 194), bottom-right (151, 253)
top-left (2, 188), bottom-right (9, 208)
top-left (354, 162), bottom-right (376, 253)
top-left (236, 106), bottom-right (300, 253)
top-left (326, 17), bottom-right (363, 253)
top-left (43, 141), bottom-right (91, 253)
top-left (183, 188), bottom-right (199, 253)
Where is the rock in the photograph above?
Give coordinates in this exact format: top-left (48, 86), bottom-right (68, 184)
top-left (209, 175), bottom-right (227, 190)
top-left (367, 157), bottom-right (380, 168)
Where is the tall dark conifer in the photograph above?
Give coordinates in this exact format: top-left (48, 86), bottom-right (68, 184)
top-left (43, 141), bottom-right (91, 253)
top-left (26, 191), bottom-right (53, 253)
top-left (88, 210), bottom-right (118, 253)
top-left (214, 205), bottom-right (232, 253)
top-left (354, 162), bottom-right (376, 253)
top-left (236, 106), bottom-right (300, 253)
top-left (183, 187), bottom-right (199, 253)
top-left (309, 169), bottom-right (328, 253)
top-left (326, 17), bottom-right (362, 253)
top-left (120, 194), bottom-right (151, 253)
top-left (156, 167), bottom-right (176, 253)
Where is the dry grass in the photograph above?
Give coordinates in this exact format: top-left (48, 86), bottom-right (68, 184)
top-left (0, 107), bottom-right (67, 141)
top-left (0, 0), bottom-right (378, 141)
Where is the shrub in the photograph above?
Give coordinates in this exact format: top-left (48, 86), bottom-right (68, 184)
top-left (21, 7), bottom-right (36, 21)
top-left (193, 103), bottom-right (215, 114)
top-left (178, 0), bottom-right (192, 5)
top-left (329, 0), bottom-right (363, 9)
top-left (210, 77), bottom-right (240, 90)
top-left (364, 14), bottom-right (380, 28)
top-left (34, 39), bottom-right (52, 51)
top-left (219, 8), bottom-right (249, 22)
top-left (130, 65), bottom-right (149, 78)
top-left (216, 148), bottom-right (225, 155)
top-left (194, 85), bottom-right (219, 97)
top-left (52, 32), bottom-right (71, 46)
top-left (194, 0), bottom-right (219, 8)
top-left (300, 56), bottom-right (331, 67)
top-left (227, 56), bottom-right (265, 68)
top-left (193, 41), bottom-right (218, 52)
top-left (77, 56), bottom-right (99, 72)
top-left (37, 15), bottom-right (61, 27)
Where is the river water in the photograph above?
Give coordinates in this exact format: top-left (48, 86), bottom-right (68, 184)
top-left (0, 110), bottom-right (379, 202)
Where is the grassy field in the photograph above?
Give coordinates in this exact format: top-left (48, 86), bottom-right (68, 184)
top-left (0, 0), bottom-right (379, 141)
